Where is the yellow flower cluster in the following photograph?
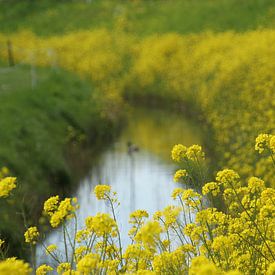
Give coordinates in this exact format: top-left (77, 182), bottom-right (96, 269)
top-left (46, 244), bottom-right (57, 254)
top-left (0, 139), bottom-right (274, 275)
top-left (171, 144), bottom-right (187, 162)
top-left (94, 184), bottom-right (111, 200)
top-left (24, 226), bottom-right (39, 245)
top-left (43, 195), bottom-right (59, 216)
top-left (43, 196), bottom-right (78, 227)
top-left (173, 169), bottom-right (188, 182)
top-left (127, 30), bottom-right (275, 186)
top-left (255, 133), bottom-right (273, 154)
top-left (0, 177), bottom-right (16, 198)
top-left (202, 182), bottom-right (220, 196)
top-left (85, 213), bottom-right (117, 237)
top-left (134, 221), bottom-right (163, 249)
top-left (36, 264), bottom-right (53, 275)
top-left (129, 209), bottom-right (149, 221)
top-left (56, 262), bottom-right (71, 274)
top-left (77, 253), bottom-right (100, 274)
top-left (0, 258), bottom-right (32, 275)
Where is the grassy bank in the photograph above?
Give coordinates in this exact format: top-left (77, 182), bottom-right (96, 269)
top-left (0, 0), bottom-right (274, 36)
top-left (0, 64), bottom-right (122, 258)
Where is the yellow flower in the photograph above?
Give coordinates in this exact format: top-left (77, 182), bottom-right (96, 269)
top-left (247, 177), bottom-right (265, 193)
top-left (0, 257), bottom-right (32, 275)
top-left (0, 177), bottom-right (16, 198)
top-left (76, 229), bottom-right (89, 243)
top-left (181, 189), bottom-right (202, 207)
top-left (173, 169), bottom-right (188, 182)
top-left (186, 145), bottom-right (205, 161)
top-left (135, 220), bottom-right (162, 248)
top-left (43, 195), bottom-right (59, 216)
top-left (94, 184), bottom-right (111, 200)
top-left (171, 144), bottom-right (187, 162)
top-left (216, 169), bottom-right (240, 188)
top-left (152, 249), bottom-right (185, 273)
top-left (269, 135), bottom-right (275, 153)
top-left (77, 253), bottom-right (100, 273)
top-left (36, 264), bottom-right (53, 275)
top-left (75, 246), bottom-right (87, 262)
top-left (202, 182), bottom-right (220, 196)
top-left (57, 263), bottom-right (71, 274)
top-left (46, 244), bottom-right (57, 254)
top-left (129, 209), bottom-right (149, 222)
top-left (171, 188), bottom-right (184, 199)
top-left (85, 213), bottom-right (117, 236)
top-left (162, 205), bottom-right (182, 227)
top-left (267, 262), bottom-right (275, 275)
top-left (49, 198), bottom-right (77, 228)
top-left (24, 226), bottom-right (39, 245)
top-left (189, 256), bottom-right (221, 275)
top-left (255, 133), bottom-right (271, 153)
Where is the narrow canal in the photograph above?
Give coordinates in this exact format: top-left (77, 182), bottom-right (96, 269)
top-left (37, 107), bottom-right (203, 264)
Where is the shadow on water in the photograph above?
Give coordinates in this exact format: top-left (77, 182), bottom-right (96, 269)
top-left (36, 107), bottom-right (203, 264)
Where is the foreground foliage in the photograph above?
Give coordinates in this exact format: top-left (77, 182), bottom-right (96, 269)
top-left (0, 138), bottom-right (274, 274)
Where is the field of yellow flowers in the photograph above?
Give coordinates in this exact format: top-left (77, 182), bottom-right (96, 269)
top-left (1, 28), bottom-right (274, 187)
top-left (0, 138), bottom-right (274, 274)
top-left (0, 4), bottom-right (274, 272)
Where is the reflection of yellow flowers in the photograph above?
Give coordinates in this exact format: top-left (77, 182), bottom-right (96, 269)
top-left (0, 177), bottom-right (16, 198)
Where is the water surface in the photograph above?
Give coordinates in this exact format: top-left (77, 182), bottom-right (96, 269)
top-left (37, 108), bottom-right (202, 264)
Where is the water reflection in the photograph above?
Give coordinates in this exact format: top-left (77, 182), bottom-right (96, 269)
top-left (36, 108), bottom-right (202, 265)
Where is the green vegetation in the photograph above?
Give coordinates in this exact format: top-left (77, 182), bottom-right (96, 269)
top-left (0, 64), bottom-right (121, 257)
top-left (0, 0), bottom-right (274, 36)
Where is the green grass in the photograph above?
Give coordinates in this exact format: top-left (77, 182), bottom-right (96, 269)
top-left (0, 0), bottom-right (274, 36)
top-left (0, 64), bottom-right (121, 258)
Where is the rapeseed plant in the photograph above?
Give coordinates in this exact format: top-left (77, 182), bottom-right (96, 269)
top-left (1, 138), bottom-right (273, 274)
